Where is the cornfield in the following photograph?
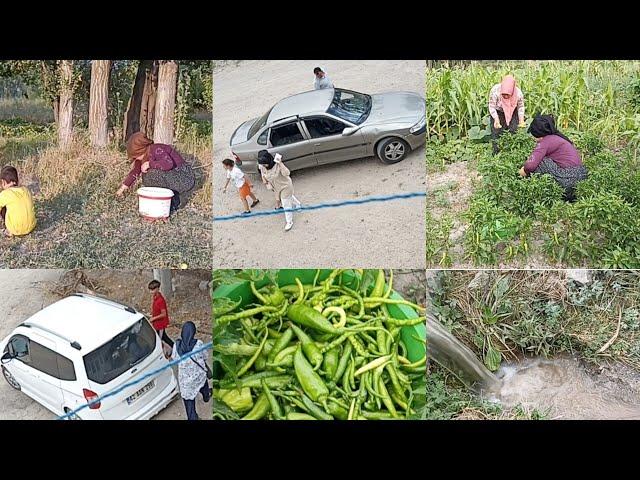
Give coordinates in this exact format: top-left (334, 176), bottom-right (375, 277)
top-left (426, 60), bottom-right (640, 146)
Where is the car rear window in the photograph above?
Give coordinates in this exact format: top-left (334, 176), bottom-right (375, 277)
top-left (83, 319), bottom-right (157, 385)
top-left (327, 89), bottom-right (372, 125)
top-left (248, 108), bottom-right (273, 139)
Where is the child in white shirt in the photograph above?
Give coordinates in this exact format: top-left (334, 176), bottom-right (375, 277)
top-left (222, 159), bottom-right (259, 214)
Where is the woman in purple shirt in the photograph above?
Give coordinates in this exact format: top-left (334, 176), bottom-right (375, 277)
top-left (519, 115), bottom-right (588, 201)
top-left (116, 132), bottom-right (196, 211)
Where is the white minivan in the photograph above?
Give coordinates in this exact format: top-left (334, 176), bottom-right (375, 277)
top-left (0, 293), bottom-right (179, 420)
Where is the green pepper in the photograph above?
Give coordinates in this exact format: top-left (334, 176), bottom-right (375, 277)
top-left (264, 287), bottom-right (285, 307)
top-left (322, 347), bottom-right (340, 379)
top-left (287, 304), bottom-right (341, 335)
top-left (326, 401), bottom-right (349, 420)
top-left (236, 328), bottom-right (268, 376)
top-left (213, 343), bottom-right (259, 356)
top-left (286, 412), bottom-right (317, 420)
top-left (360, 411), bottom-right (396, 420)
top-left (366, 269), bottom-right (386, 309)
top-left (214, 387), bottom-right (253, 413)
top-left (293, 346), bottom-right (329, 403)
top-left (221, 372), bottom-right (292, 390)
top-left (298, 392), bottom-right (333, 420)
top-left (241, 392), bottom-right (270, 420)
top-left (290, 323), bottom-right (323, 369)
top-left (332, 341), bottom-right (352, 383)
top-left (261, 379), bottom-right (283, 420)
top-left (217, 305), bottom-right (279, 325)
top-left (267, 327), bottom-right (293, 364)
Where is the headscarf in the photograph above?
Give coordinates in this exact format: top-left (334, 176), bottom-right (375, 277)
top-left (126, 132), bottom-right (153, 159)
top-left (527, 114), bottom-right (573, 144)
top-left (258, 149), bottom-right (276, 170)
top-left (176, 321), bottom-right (197, 356)
top-left (499, 75), bottom-right (519, 125)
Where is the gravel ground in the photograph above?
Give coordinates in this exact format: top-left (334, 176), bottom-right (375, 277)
top-left (212, 60), bottom-right (426, 269)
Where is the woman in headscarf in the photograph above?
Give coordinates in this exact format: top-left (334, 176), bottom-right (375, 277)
top-left (519, 114), bottom-right (588, 201)
top-left (116, 132), bottom-right (196, 212)
top-left (171, 321), bottom-right (211, 420)
top-left (489, 74), bottom-right (526, 154)
top-left (258, 150), bottom-right (302, 232)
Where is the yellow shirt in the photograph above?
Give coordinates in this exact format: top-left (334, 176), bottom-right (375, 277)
top-left (0, 186), bottom-right (37, 236)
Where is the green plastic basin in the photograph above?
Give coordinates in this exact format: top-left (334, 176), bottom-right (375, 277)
top-left (212, 269), bottom-right (426, 362)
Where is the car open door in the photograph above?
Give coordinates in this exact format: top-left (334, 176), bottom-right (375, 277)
top-left (301, 116), bottom-right (367, 166)
top-left (266, 120), bottom-right (316, 171)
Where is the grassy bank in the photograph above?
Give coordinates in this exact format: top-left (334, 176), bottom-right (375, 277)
top-left (0, 99), bottom-right (212, 268)
top-left (426, 270), bottom-right (640, 419)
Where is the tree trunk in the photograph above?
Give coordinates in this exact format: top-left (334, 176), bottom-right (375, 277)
top-left (153, 60), bottom-right (179, 144)
top-left (52, 96), bottom-right (59, 123)
top-left (58, 60), bottom-right (74, 149)
top-left (153, 269), bottom-right (173, 299)
top-left (89, 60), bottom-right (111, 148)
top-left (123, 60), bottom-right (158, 142)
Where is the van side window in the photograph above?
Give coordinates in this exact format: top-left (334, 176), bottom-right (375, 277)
top-left (29, 340), bottom-right (77, 381)
top-left (9, 335), bottom-right (30, 362)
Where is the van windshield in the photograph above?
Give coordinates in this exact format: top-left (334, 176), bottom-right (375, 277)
top-left (83, 319), bottom-right (157, 384)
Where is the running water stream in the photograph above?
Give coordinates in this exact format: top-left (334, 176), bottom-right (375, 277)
top-left (427, 315), bottom-right (640, 419)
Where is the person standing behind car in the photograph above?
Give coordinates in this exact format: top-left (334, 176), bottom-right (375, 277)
top-left (171, 321), bottom-right (211, 420)
top-left (488, 74), bottom-right (526, 154)
top-left (313, 67), bottom-right (334, 90)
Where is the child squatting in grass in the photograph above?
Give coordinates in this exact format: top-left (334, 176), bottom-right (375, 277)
top-left (222, 158), bottom-right (259, 215)
top-left (0, 165), bottom-right (36, 237)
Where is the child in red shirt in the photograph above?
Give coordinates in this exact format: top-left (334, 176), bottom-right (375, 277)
top-left (148, 280), bottom-right (174, 354)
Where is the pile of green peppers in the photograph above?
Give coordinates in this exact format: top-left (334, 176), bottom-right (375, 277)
top-left (213, 269), bottom-right (426, 420)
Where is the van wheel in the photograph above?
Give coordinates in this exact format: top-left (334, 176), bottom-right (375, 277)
top-left (2, 366), bottom-right (21, 390)
top-left (376, 137), bottom-right (409, 164)
top-left (64, 408), bottom-right (81, 420)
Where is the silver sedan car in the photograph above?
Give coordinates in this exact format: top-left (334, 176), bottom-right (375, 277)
top-left (230, 87), bottom-right (426, 172)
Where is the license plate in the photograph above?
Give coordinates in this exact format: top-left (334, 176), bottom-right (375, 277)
top-left (126, 380), bottom-right (155, 405)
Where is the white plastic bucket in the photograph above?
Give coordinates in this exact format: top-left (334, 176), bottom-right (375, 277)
top-left (137, 187), bottom-right (174, 220)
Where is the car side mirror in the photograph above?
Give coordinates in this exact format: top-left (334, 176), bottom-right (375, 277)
top-left (1, 351), bottom-right (13, 363)
top-left (342, 127), bottom-right (359, 136)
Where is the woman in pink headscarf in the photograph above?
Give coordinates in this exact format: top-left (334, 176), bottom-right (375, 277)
top-left (489, 75), bottom-right (526, 154)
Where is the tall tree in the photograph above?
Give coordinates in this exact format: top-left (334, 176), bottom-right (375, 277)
top-left (123, 60), bottom-right (158, 141)
top-left (58, 60), bottom-right (74, 149)
top-left (89, 60), bottom-right (111, 148)
top-left (153, 60), bottom-right (179, 144)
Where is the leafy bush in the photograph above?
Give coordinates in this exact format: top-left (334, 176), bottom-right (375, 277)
top-left (463, 128), bottom-right (640, 267)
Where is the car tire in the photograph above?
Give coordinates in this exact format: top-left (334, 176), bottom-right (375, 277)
top-left (376, 137), bottom-right (410, 164)
top-left (2, 366), bottom-right (21, 391)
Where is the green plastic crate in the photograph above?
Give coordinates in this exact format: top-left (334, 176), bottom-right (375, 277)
top-left (212, 269), bottom-right (426, 362)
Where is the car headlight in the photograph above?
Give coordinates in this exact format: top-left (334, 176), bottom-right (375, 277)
top-left (410, 116), bottom-right (426, 134)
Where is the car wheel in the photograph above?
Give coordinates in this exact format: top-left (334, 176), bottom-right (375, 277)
top-left (2, 366), bottom-right (21, 391)
top-left (63, 408), bottom-right (81, 420)
top-left (376, 137), bottom-right (409, 164)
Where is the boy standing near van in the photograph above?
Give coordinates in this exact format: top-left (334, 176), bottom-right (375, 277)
top-left (0, 166), bottom-right (36, 237)
top-left (148, 280), bottom-right (174, 355)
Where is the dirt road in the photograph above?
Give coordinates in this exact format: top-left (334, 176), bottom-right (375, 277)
top-left (212, 60), bottom-right (426, 268)
top-left (0, 270), bottom-right (210, 420)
